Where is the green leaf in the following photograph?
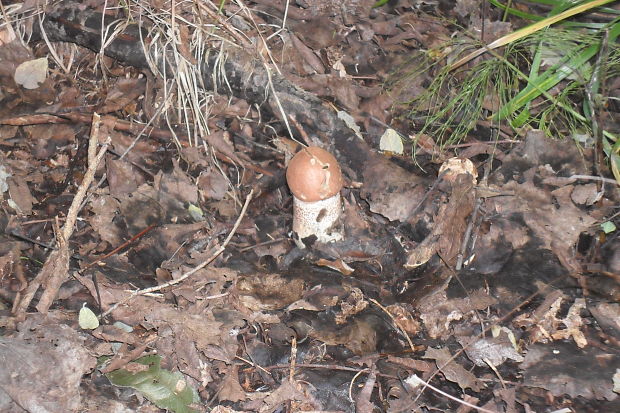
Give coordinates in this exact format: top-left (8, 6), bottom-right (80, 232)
top-left (106, 355), bottom-right (199, 413)
top-left (78, 304), bottom-right (99, 330)
top-left (379, 128), bottom-right (404, 154)
top-left (601, 221), bottom-right (617, 234)
top-left (187, 203), bottom-right (204, 222)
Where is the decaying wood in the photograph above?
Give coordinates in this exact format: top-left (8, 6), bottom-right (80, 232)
top-left (37, 2), bottom-right (423, 194)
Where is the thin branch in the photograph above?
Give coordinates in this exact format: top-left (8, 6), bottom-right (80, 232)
top-left (407, 374), bottom-right (499, 413)
top-left (13, 114), bottom-right (110, 315)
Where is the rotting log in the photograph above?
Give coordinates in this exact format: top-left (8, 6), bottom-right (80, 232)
top-left (37, 3), bottom-right (374, 179)
top-left (37, 3), bottom-right (428, 224)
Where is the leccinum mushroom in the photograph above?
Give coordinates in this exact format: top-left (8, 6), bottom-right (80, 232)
top-left (286, 146), bottom-right (344, 248)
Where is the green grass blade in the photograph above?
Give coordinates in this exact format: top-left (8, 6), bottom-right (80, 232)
top-left (522, 0), bottom-right (620, 13)
top-left (496, 44), bottom-right (596, 120)
top-left (488, 1), bottom-right (615, 28)
top-left (512, 35), bottom-right (546, 127)
top-left (496, 20), bottom-right (620, 121)
top-left (451, 0), bottom-right (618, 70)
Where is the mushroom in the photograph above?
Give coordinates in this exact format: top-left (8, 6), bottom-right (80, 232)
top-left (286, 146), bottom-right (344, 248)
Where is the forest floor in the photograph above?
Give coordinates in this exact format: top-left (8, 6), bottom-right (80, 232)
top-left (0, 1), bottom-right (619, 412)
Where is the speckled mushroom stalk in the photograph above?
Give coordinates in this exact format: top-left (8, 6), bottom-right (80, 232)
top-left (286, 146), bottom-right (344, 248)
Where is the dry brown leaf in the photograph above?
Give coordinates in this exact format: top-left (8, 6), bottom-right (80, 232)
top-left (88, 194), bottom-right (122, 246)
top-left (7, 175), bottom-right (36, 214)
top-left (424, 347), bottom-right (485, 392)
top-left (99, 77), bottom-right (146, 113)
top-left (218, 365), bottom-right (247, 403)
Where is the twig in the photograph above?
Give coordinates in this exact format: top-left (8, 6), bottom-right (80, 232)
top-left (406, 375), bottom-right (498, 413)
top-left (13, 113), bottom-right (110, 315)
top-left (81, 224), bottom-right (156, 271)
top-left (239, 237), bottom-right (287, 252)
top-left (100, 189), bottom-right (254, 319)
top-left (235, 355), bottom-right (271, 376)
top-left (63, 114), bottom-right (108, 241)
top-left (8, 231), bottom-right (62, 252)
top-left (569, 174), bottom-right (619, 186)
top-left (258, 363), bottom-right (397, 380)
top-left (289, 336), bottom-right (297, 382)
top-left (483, 357), bottom-right (506, 389)
top-left (348, 367), bottom-right (370, 404)
top-left (369, 298), bottom-right (416, 354)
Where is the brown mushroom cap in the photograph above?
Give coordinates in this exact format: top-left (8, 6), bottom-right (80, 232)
top-left (286, 146), bottom-right (343, 202)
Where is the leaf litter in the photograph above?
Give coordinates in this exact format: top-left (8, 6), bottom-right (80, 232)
top-left (0, 1), bottom-right (619, 412)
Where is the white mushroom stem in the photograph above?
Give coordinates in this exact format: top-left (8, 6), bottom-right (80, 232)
top-left (292, 192), bottom-right (343, 248)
